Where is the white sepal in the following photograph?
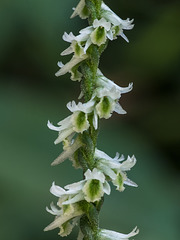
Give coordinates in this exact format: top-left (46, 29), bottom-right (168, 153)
top-left (84, 168), bottom-right (105, 183)
top-left (51, 137), bottom-right (83, 166)
top-left (95, 149), bottom-right (137, 191)
top-left (44, 206), bottom-right (83, 232)
top-left (71, 0), bottom-right (88, 19)
top-left (67, 98), bottom-right (95, 113)
top-left (46, 202), bottom-right (62, 216)
top-left (99, 226), bottom-right (139, 240)
top-left (55, 54), bottom-right (88, 77)
top-left (50, 182), bottom-right (66, 197)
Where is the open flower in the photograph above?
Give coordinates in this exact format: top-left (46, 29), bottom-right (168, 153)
top-left (61, 31), bottom-right (90, 57)
top-left (95, 149), bottom-right (138, 191)
top-left (50, 168), bottom-right (110, 206)
top-left (93, 69), bottom-right (133, 119)
top-left (101, 2), bottom-right (134, 42)
top-left (56, 17), bottom-right (112, 80)
top-left (80, 18), bottom-right (113, 52)
top-left (61, 18), bottom-right (113, 59)
top-left (96, 69), bottom-right (133, 96)
top-left (95, 88), bottom-right (126, 119)
top-left (71, 1), bottom-right (134, 42)
top-left (47, 98), bottom-right (95, 145)
top-left (44, 168), bottom-right (111, 235)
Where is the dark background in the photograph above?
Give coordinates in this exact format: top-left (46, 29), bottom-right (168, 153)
top-left (0, 0), bottom-right (179, 239)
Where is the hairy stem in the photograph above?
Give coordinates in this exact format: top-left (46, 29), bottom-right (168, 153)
top-left (79, 0), bottom-right (104, 239)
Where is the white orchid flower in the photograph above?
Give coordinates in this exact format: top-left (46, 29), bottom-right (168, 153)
top-left (48, 168), bottom-right (110, 208)
top-left (47, 98), bottom-right (96, 144)
top-left (96, 69), bottom-right (133, 95)
top-left (101, 2), bottom-right (134, 42)
top-left (44, 168), bottom-right (110, 235)
top-left (95, 149), bottom-right (138, 192)
top-left (93, 69), bottom-right (133, 119)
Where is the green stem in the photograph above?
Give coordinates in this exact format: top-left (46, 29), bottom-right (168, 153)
top-left (78, 1), bottom-right (105, 239)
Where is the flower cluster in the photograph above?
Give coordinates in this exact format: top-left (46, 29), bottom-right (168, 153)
top-left (56, 1), bottom-right (134, 80)
top-left (45, 1), bottom-right (138, 239)
top-left (44, 168), bottom-right (110, 236)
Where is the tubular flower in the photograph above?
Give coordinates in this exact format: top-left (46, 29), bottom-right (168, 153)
top-left (44, 168), bottom-right (110, 235)
top-left (95, 149), bottom-right (138, 192)
top-left (44, 201), bottom-right (83, 236)
top-left (71, 1), bottom-right (134, 42)
top-left (101, 2), bottom-right (134, 42)
top-left (49, 168), bottom-right (110, 206)
top-left (47, 98), bottom-right (96, 145)
top-left (92, 69), bottom-right (133, 119)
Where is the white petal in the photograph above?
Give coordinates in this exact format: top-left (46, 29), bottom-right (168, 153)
top-left (50, 182), bottom-right (66, 197)
top-left (54, 127), bottom-right (74, 145)
top-left (67, 98), bottom-right (95, 113)
top-left (117, 82), bottom-right (133, 94)
top-left (84, 37), bottom-right (92, 53)
top-left (55, 55), bottom-right (88, 77)
top-left (79, 26), bottom-right (93, 35)
top-left (106, 30), bottom-right (114, 41)
top-left (97, 70), bottom-right (133, 95)
top-left (100, 226), bottom-right (139, 239)
top-left (100, 159), bottom-right (121, 170)
top-left (124, 178), bottom-right (138, 188)
top-left (62, 32), bottom-right (75, 43)
top-left (120, 155), bottom-right (137, 171)
top-left (101, 3), bottom-right (134, 29)
top-left (61, 45), bottom-right (74, 56)
top-left (51, 138), bottom-right (83, 166)
top-left (63, 192), bottom-right (84, 205)
top-left (84, 168), bottom-right (105, 183)
top-left (113, 152), bottom-right (120, 161)
top-left (65, 180), bottom-right (85, 191)
top-left (120, 32), bottom-right (129, 43)
top-left (93, 18), bottom-right (111, 31)
top-left (93, 110), bottom-right (98, 130)
top-left (96, 86), bottom-right (120, 100)
top-left (58, 115), bottom-right (72, 127)
top-left (103, 181), bottom-right (111, 195)
top-left (47, 120), bottom-right (61, 131)
top-left (57, 61), bottom-right (64, 68)
top-left (95, 149), bottom-right (113, 161)
top-left (46, 203), bottom-right (62, 216)
top-left (98, 164), bottom-right (117, 180)
top-left (78, 91), bottom-right (84, 99)
top-left (44, 208), bottom-right (84, 231)
top-left (114, 102), bottom-right (127, 114)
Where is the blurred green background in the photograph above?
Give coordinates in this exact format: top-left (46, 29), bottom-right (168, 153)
top-left (0, 0), bottom-right (179, 239)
